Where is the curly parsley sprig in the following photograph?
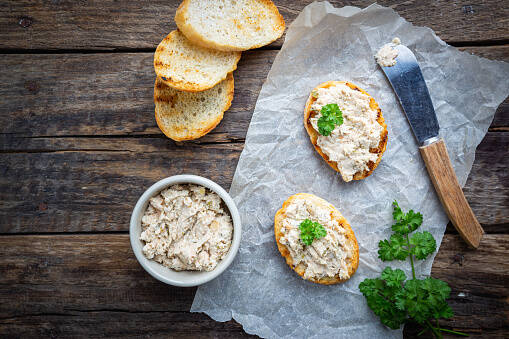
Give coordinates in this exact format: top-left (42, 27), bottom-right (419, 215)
top-left (299, 219), bottom-right (327, 246)
top-left (359, 201), bottom-right (468, 338)
top-left (317, 103), bottom-right (343, 136)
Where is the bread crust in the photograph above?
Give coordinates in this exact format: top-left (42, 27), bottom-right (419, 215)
top-left (274, 193), bottom-right (359, 285)
top-left (303, 81), bottom-right (388, 181)
top-left (154, 73), bottom-right (234, 141)
top-left (154, 30), bottom-right (241, 92)
top-left (175, 0), bottom-right (285, 52)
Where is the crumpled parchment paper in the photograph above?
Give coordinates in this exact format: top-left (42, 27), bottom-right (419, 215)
top-left (191, 2), bottom-right (509, 338)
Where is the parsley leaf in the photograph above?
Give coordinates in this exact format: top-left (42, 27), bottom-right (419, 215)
top-left (406, 210), bottom-right (423, 229)
top-left (314, 224), bottom-right (327, 238)
top-left (359, 277), bottom-right (385, 298)
top-left (378, 234), bottom-right (409, 261)
top-left (359, 200), bottom-right (467, 337)
top-left (299, 219), bottom-right (327, 246)
top-left (317, 103), bottom-right (343, 136)
top-left (410, 231), bottom-right (436, 259)
top-left (369, 295), bottom-right (407, 330)
top-left (399, 278), bottom-right (453, 325)
top-left (435, 302), bottom-right (454, 319)
top-left (359, 272), bottom-right (407, 330)
top-left (420, 277), bottom-right (451, 307)
top-left (391, 201), bottom-right (423, 235)
top-left (392, 201), bottom-right (405, 221)
top-left (381, 267), bottom-right (407, 288)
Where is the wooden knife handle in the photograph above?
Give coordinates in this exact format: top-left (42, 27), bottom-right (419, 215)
top-left (419, 138), bottom-right (484, 248)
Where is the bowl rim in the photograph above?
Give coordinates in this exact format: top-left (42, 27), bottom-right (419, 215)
top-left (129, 174), bottom-right (241, 287)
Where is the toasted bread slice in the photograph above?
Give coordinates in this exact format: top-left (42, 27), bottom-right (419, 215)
top-left (274, 193), bottom-right (359, 285)
top-left (175, 0), bottom-right (285, 52)
top-left (154, 30), bottom-right (241, 92)
top-left (304, 81), bottom-right (388, 181)
top-left (154, 73), bottom-right (234, 141)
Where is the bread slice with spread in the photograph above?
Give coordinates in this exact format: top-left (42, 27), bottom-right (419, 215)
top-left (304, 81), bottom-right (388, 182)
top-left (154, 30), bottom-right (241, 92)
top-left (154, 73), bottom-right (234, 141)
top-left (274, 193), bottom-right (359, 285)
top-left (175, 0), bottom-right (285, 52)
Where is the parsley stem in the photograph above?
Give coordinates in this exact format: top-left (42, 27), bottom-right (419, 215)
top-left (437, 328), bottom-right (470, 337)
top-left (406, 233), bottom-right (416, 279)
top-left (417, 327), bottom-right (428, 336)
top-left (426, 321), bottom-right (469, 338)
top-left (426, 321), bottom-right (442, 339)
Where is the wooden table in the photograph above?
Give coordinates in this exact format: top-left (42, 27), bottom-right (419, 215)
top-left (0, 1), bottom-right (507, 338)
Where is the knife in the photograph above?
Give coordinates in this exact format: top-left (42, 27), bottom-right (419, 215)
top-left (380, 44), bottom-right (484, 248)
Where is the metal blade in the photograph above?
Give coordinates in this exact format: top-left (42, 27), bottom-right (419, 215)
top-left (380, 44), bottom-right (439, 145)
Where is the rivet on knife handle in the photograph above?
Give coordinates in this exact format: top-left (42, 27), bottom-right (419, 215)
top-left (419, 138), bottom-right (484, 248)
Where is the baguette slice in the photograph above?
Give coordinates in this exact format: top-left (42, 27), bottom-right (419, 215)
top-left (274, 193), bottom-right (359, 285)
top-left (304, 81), bottom-right (388, 181)
top-left (175, 0), bottom-right (285, 52)
top-left (154, 30), bottom-right (241, 92)
top-left (154, 73), bottom-right (234, 141)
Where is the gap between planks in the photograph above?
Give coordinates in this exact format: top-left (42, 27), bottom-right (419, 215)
top-left (0, 222), bottom-right (507, 236)
top-left (0, 41), bottom-right (507, 55)
top-left (0, 125), bottom-right (505, 141)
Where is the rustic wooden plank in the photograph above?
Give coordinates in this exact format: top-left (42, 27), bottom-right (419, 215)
top-left (0, 235), bottom-right (195, 317)
top-left (406, 234), bottom-right (509, 337)
top-left (0, 47), bottom-right (508, 143)
top-left (1, 1), bottom-right (508, 50)
top-left (0, 50), bottom-right (272, 142)
top-left (0, 234), bottom-right (506, 338)
top-left (0, 132), bottom-right (507, 233)
top-left (431, 235), bottom-right (509, 332)
top-left (1, 314), bottom-right (506, 339)
top-left (0, 312), bottom-right (256, 339)
top-left (0, 140), bottom-right (243, 233)
top-left (460, 45), bottom-right (509, 62)
top-left (0, 3), bottom-right (506, 337)
top-left (462, 131), bottom-right (509, 227)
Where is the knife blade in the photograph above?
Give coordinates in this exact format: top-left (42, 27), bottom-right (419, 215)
top-left (379, 43), bottom-right (484, 248)
top-left (380, 44), bottom-right (439, 145)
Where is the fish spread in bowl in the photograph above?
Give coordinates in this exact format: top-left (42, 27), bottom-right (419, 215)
top-left (140, 184), bottom-right (233, 271)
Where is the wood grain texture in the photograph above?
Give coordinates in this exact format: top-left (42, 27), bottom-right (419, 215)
top-left (431, 235), bottom-right (509, 329)
top-left (460, 45), bottom-right (509, 63)
top-left (0, 139), bottom-right (243, 233)
top-left (420, 139), bottom-right (484, 248)
top-left (0, 47), bottom-right (507, 141)
top-left (0, 234), bottom-right (506, 338)
top-left (1, 0), bottom-right (508, 50)
top-left (0, 132), bottom-right (507, 233)
top-left (462, 132), bottom-right (509, 226)
top-left (0, 313), bottom-right (256, 339)
top-left (1, 1), bottom-right (508, 337)
top-left (2, 49), bottom-right (506, 234)
top-left (0, 51), bottom-right (271, 141)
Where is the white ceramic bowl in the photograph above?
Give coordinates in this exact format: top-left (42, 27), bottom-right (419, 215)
top-left (129, 175), bottom-right (241, 287)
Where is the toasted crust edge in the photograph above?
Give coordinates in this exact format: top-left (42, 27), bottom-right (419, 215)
top-left (303, 81), bottom-right (388, 181)
top-left (154, 30), bottom-right (241, 92)
top-left (274, 193), bottom-right (359, 285)
top-left (154, 73), bottom-right (235, 141)
top-left (175, 0), bottom-right (285, 52)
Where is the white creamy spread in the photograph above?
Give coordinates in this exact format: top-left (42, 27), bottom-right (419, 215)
top-left (279, 198), bottom-right (354, 280)
top-left (140, 184), bottom-right (233, 271)
top-left (375, 37), bottom-right (401, 67)
top-left (310, 83), bottom-right (383, 182)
